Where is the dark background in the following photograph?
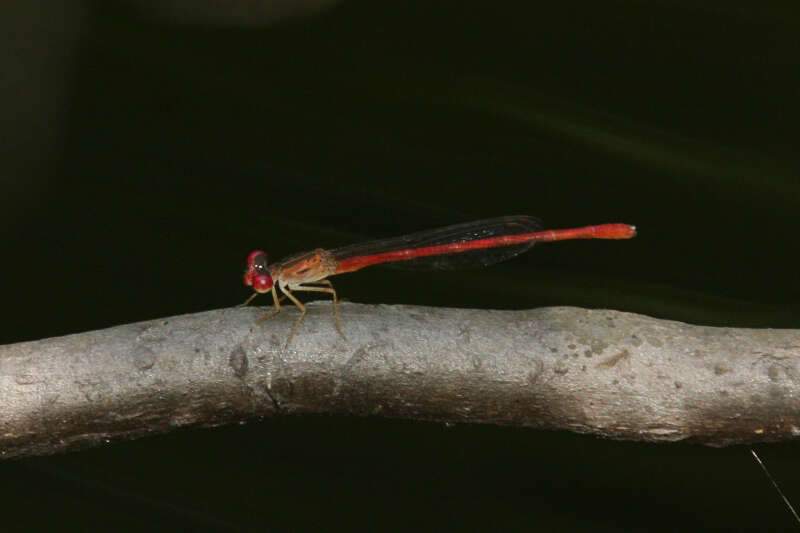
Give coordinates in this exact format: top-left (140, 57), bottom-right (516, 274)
top-left (2, 1), bottom-right (799, 530)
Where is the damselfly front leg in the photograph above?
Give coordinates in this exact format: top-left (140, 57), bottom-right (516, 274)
top-left (255, 285), bottom-right (282, 324)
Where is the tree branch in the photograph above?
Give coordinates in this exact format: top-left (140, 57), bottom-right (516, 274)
top-left (1, 303), bottom-right (798, 458)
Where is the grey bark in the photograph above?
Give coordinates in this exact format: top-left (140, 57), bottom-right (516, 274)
top-left (1, 303), bottom-right (798, 458)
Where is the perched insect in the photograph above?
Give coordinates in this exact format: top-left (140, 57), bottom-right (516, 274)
top-left (242, 216), bottom-right (636, 344)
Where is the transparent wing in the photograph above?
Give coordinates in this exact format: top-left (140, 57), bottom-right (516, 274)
top-left (332, 215), bottom-right (542, 271)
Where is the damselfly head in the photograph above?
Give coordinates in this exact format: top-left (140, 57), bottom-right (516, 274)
top-left (243, 250), bottom-right (274, 293)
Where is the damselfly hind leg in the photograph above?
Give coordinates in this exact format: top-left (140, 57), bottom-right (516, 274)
top-left (304, 280), bottom-right (343, 339)
top-left (283, 280), bottom-right (345, 343)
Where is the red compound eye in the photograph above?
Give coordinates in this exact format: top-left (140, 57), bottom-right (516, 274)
top-left (252, 274), bottom-right (273, 293)
top-left (244, 250), bottom-right (270, 287)
top-left (246, 250), bottom-right (267, 266)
